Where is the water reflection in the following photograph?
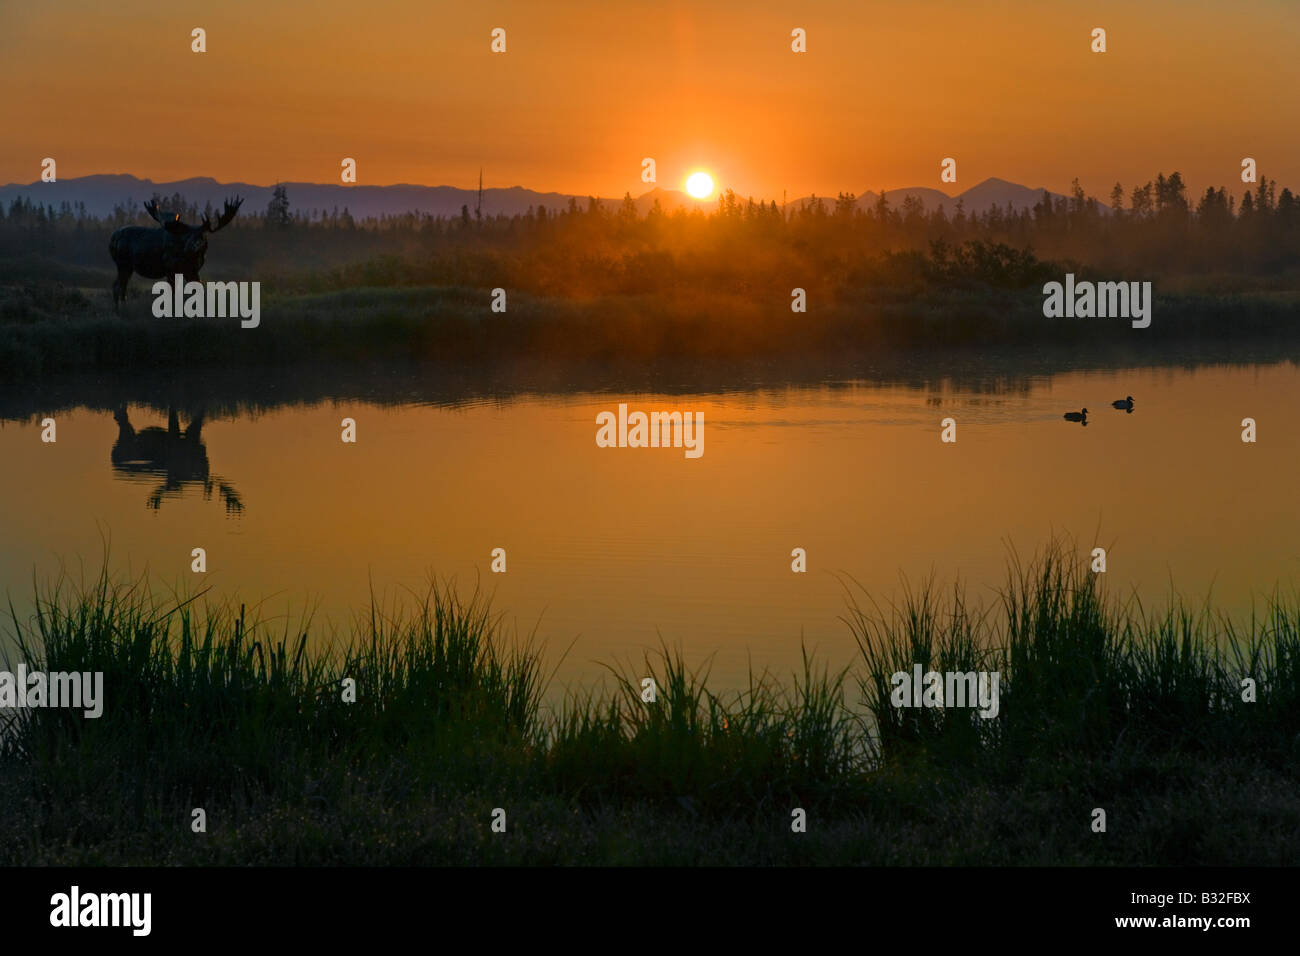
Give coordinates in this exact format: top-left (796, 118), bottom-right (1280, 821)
top-left (110, 404), bottom-right (243, 513)
top-left (1, 345), bottom-right (1298, 693)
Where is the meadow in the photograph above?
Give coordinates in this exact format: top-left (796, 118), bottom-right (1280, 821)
top-left (5, 274), bottom-right (1300, 383)
top-left (3, 542), bottom-right (1298, 865)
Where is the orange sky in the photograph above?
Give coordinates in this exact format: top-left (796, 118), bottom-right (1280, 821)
top-left (3, 0), bottom-right (1298, 200)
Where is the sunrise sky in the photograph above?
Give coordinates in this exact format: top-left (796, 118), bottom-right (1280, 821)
top-left (3, 0), bottom-right (1298, 201)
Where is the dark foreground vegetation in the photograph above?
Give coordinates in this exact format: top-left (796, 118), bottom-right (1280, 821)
top-left (3, 169), bottom-right (1299, 379)
top-left (3, 543), bottom-right (1298, 865)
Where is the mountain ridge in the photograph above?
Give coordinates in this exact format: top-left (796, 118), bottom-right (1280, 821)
top-left (785, 177), bottom-right (1073, 215)
top-left (0, 173), bottom-right (1074, 221)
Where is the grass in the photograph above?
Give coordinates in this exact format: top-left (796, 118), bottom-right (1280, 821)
top-left (849, 548), bottom-right (1300, 776)
top-left (2, 541), bottom-right (1299, 865)
top-left (4, 275), bottom-right (1300, 381)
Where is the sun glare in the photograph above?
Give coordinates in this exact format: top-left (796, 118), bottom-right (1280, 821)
top-left (685, 171), bottom-right (714, 199)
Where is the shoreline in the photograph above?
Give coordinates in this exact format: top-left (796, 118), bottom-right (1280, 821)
top-left (4, 282), bottom-right (1300, 381)
top-left (3, 313), bottom-right (1299, 419)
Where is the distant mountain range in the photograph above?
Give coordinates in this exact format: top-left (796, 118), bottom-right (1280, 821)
top-left (0, 173), bottom-right (1073, 221)
top-left (787, 178), bottom-right (1074, 215)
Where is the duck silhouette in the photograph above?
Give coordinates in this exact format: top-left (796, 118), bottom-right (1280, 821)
top-left (1063, 407), bottom-right (1088, 424)
top-left (1111, 396), bottom-right (1134, 412)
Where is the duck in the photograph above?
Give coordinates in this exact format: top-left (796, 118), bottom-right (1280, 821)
top-left (1112, 396), bottom-right (1134, 412)
top-left (1063, 408), bottom-right (1088, 423)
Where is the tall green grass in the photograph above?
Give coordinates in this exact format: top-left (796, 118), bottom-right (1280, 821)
top-left (545, 644), bottom-right (861, 811)
top-left (3, 574), bottom-right (547, 815)
top-left (847, 543), bottom-right (1300, 775)
top-left (4, 540), bottom-right (1300, 862)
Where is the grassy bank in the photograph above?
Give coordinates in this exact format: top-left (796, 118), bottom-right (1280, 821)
top-left (4, 276), bottom-right (1300, 381)
top-left (2, 545), bottom-right (1299, 865)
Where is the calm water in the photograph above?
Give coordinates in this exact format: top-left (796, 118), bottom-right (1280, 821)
top-left (3, 357), bottom-right (1299, 694)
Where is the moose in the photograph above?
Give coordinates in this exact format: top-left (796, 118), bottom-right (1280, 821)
top-left (111, 404), bottom-right (244, 513)
top-left (109, 196), bottom-right (243, 310)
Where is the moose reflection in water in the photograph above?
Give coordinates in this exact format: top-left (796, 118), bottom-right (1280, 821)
top-left (111, 405), bottom-right (243, 513)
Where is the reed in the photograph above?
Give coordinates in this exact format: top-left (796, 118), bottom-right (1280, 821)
top-left (4, 539), bottom-right (1299, 863)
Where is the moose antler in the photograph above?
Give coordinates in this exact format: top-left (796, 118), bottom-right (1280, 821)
top-left (203, 195), bottom-right (243, 233)
top-left (143, 199), bottom-right (181, 224)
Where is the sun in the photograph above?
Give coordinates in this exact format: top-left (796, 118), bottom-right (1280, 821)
top-left (685, 171), bottom-right (714, 200)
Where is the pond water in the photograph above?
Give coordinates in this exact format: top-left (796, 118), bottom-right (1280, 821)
top-left (2, 353), bottom-right (1298, 695)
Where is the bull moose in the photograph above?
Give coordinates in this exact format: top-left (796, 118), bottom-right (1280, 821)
top-left (109, 196), bottom-right (243, 310)
top-left (111, 404), bottom-right (244, 513)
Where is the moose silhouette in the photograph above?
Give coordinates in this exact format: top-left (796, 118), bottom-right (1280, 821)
top-left (109, 196), bottom-right (243, 311)
top-left (111, 404), bottom-right (243, 513)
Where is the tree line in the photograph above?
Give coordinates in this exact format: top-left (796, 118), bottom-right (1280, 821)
top-left (1, 173), bottom-right (1297, 297)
